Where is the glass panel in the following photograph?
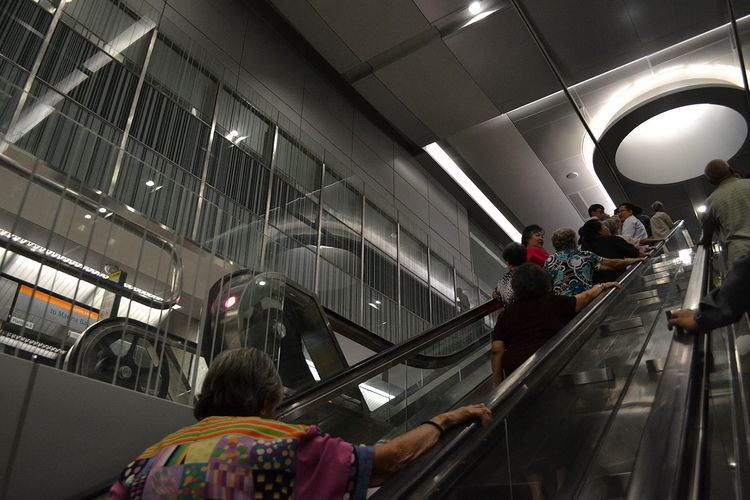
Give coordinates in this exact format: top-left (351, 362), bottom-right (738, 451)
top-left (275, 131), bottom-right (322, 200)
top-left (429, 251), bottom-right (455, 302)
top-left (364, 200), bottom-right (397, 259)
top-left (322, 166), bottom-right (363, 233)
top-left (400, 269), bottom-right (430, 322)
top-left (363, 242), bottom-right (398, 301)
top-left (215, 86), bottom-right (271, 162)
top-left (0, 0), bottom-right (52, 72)
top-left (400, 227), bottom-right (428, 282)
top-left (207, 132), bottom-right (271, 217)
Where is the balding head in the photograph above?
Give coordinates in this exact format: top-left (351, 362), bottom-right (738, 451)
top-left (705, 159), bottom-right (732, 185)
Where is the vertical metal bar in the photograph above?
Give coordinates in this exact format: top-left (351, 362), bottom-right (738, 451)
top-left (191, 80), bottom-right (222, 239)
top-left (314, 162), bottom-right (326, 293)
top-left (3, 0), bottom-right (67, 149)
top-left (108, 27), bottom-right (158, 195)
top-left (427, 235), bottom-right (433, 325)
top-left (507, 0), bottom-right (627, 198)
top-left (359, 194), bottom-right (366, 324)
top-left (726, 0), bottom-right (750, 118)
top-left (259, 125), bottom-right (279, 270)
top-left (396, 221), bottom-right (402, 342)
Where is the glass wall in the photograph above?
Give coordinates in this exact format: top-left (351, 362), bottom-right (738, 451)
top-left (0, 0), bottom-right (498, 352)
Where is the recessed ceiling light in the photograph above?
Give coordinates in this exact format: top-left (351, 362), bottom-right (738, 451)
top-left (566, 172), bottom-right (579, 179)
top-left (424, 143), bottom-right (522, 242)
top-left (374, 300), bottom-right (381, 305)
top-left (97, 207), bottom-right (107, 213)
top-left (696, 204), bottom-right (707, 213)
top-left (84, 214), bottom-right (92, 220)
top-left (145, 180), bottom-right (155, 187)
top-left (258, 280), bottom-right (267, 286)
top-left (468, 1), bottom-right (482, 15)
top-left (226, 130), bottom-right (239, 140)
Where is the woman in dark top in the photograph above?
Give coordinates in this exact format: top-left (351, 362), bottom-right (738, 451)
top-left (578, 218), bottom-right (641, 284)
top-left (491, 263), bottom-right (619, 384)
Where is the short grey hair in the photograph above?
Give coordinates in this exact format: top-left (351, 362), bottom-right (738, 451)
top-left (551, 227), bottom-right (577, 251)
top-left (651, 201), bottom-right (664, 211)
top-left (602, 217), bottom-right (619, 236)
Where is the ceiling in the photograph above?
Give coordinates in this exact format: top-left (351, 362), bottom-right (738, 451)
top-left (267, 0), bottom-right (750, 237)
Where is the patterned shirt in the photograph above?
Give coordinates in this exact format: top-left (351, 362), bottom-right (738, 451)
top-left (495, 270), bottom-right (515, 307)
top-left (544, 249), bottom-right (603, 297)
top-left (108, 416), bottom-right (374, 500)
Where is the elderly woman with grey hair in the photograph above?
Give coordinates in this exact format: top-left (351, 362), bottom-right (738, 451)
top-left (110, 348), bottom-right (491, 499)
top-left (544, 227), bottom-right (645, 296)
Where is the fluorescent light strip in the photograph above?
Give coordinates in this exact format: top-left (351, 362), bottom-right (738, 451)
top-left (424, 143), bottom-right (522, 242)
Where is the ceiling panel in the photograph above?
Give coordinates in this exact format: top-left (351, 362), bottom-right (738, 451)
top-left (352, 74), bottom-right (436, 145)
top-left (307, 0), bottom-right (431, 60)
top-left (412, 0), bottom-right (469, 22)
top-left (270, 0), bottom-right (362, 72)
top-left (445, 8), bottom-right (559, 113)
top-left (375, 38), bottom-right (499, 138)
top-left (520, 0), bottom-right (642, 84)
top-left (623, 0), bottom-right (730, 51)
top-left (447, 115), bottom-right (583, 236)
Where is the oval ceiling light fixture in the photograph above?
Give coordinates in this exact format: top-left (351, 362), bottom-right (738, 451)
top-left (614, 103), bottom-right (746, 184)
top-left (424, 143), bottom-right (522, 242)
top-left (468, 1), bottom-right (482, 15)
top-left (582, 64), bottom-right (743, 173)
top-left (696, 204), bottom-right (707, 213)
top-left (565, 172), bottom-right (579, 179)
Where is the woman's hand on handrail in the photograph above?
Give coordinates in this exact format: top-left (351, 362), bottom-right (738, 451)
top-left (370, 404), bottom-right (492, 486)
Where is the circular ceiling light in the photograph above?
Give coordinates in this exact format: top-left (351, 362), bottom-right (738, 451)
top-left (615, 103), bottom-right (746, 184)
top-left (468, 1), bottom-right (482, 15)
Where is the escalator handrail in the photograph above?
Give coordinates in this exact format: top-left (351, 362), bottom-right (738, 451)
top-left (276, 298), bottom-right (502, 419)
top-left (626, 244), bottom-right (711, 500)
top-left (326, 308), bottom-right (494, 370)
top-left (371, 220), bottom-right (688, 499)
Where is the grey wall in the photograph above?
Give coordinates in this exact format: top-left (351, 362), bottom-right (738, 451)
top-left (159, 0), bottom-right (476, 276)
top-left (0, 352), bottom-right (194, 498)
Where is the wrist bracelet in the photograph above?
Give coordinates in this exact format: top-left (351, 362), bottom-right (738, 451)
top-left (420, 420), bottom-right (445, 438)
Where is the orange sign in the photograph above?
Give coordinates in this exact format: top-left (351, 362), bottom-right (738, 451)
top-left (19, 285), bottom-right (99, 321)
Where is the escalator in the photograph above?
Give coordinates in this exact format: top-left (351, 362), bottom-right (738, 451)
top-left (367, 229), bottom-right (724, 499)
top-left (267, 221), bottom-right (718, 498)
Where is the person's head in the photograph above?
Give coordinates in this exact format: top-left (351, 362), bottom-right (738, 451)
top-left (511, 262), bottom-right (552, 300)
top-left (521, 224), bottom-right (544, 248)
top-left (502, 242), bottom-right (527, 269)
top-left (651, 201), bottom-right (665, 213)
top-left (617, 202), bottom-right (636, 221)
top-left (632, 205), bottom-right (643, 216)
top-left (194, 347), bottom-right (284, 421)
top-left (602, 217), bottom-right (620, 236)
top-left (705, 159), bottom-right (733, 186)
top-left (578, 219), bottom-right (603, 247)
top-left (551, 227), bottom-right (578, 252)
top-left (587, 203), bottom-right (608, 220)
